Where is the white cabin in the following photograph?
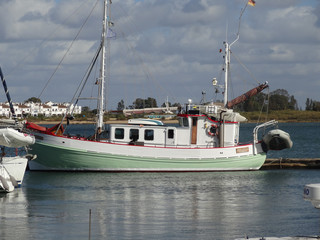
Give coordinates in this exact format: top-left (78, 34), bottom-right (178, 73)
top-left (108, 103), bottom-right (243, 149)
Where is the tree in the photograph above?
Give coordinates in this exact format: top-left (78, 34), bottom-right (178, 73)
top-left (234, 88), bottom-right (298, 111)
top-left (117, 99), bottom-right (125, 111)
top-left (146, 97), bottom-right (157, 108)
top-left (269, 89), bottom-right (298, 110)
top-left (269, 94), bottom-right (288, 110)
top-left (234, 93), bottom-right (266, 112)
top-left (312, 100), bottom-right (320, 111)
top-left (132, 98), bottom-right (144, 109)
top-left (82, 106), bottom-right (90, 112)
top-left (306, 98), bottom-right (312, 110)
top-left (131, 97), bottom-right (158, 109)
top-left (288, 96), bottom-right (298, 110)
top-left (25, 97), bottom-right (41, 103)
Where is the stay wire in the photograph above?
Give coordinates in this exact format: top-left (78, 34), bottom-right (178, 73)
top-left (231, 51), bottom-right (260, 85)
top-left (38, 0), bottom-right (100, 100)
top-left (57, 44), bottom-right (101, 134)
top-left (6, 0), bottom-right (94, 79)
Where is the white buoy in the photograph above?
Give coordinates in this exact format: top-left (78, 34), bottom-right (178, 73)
top-left (304, 183), bottom-right (320, 209)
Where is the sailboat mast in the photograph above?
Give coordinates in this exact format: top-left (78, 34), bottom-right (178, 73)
top-left (97, 0), bottom-right (108, 131)
top-left (223, 42), bottom-right (229, 106)
top-left (0, 66), bottom-right (17, 121)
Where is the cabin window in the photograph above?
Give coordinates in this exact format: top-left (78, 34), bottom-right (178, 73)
top-left (115, 128), bottom-right (124, 139)
top-left (144, 129), bottom-right (154, 141)
top-left (130, 129), bottom-right (139, 141)
top-left (168, 129), bottom-right (174, 139)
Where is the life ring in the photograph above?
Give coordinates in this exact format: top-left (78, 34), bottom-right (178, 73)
top-left (207, 124), bottom-right (219, 136)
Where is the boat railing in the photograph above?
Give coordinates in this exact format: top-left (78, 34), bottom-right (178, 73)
top-left (252, 120), bottom-right (278, 155)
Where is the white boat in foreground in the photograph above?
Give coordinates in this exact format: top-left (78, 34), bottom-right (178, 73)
top-left (0, 156), bottom-right (31, 193)
top-left (0, 67), bottom-right (36, 192)
top-left (0, 127), bottom-right (35, 192)
top-left (0, 127), bottom-right (36, 192)
top-left (25, 0), bottom-right (292, 172)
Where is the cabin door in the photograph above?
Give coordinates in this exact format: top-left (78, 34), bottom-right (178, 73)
top-left (191, 118), bottom-right (197, 144)
top-left (165, 128), bottom-right (175, 146)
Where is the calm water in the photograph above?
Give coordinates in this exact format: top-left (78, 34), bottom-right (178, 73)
top-left (1, 122), bottom-right (320, 240)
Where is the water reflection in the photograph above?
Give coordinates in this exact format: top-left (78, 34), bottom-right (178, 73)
top-left (1, 170), bottom-right (320, 239)
top-left (0, 189), bottom-right (30, 239)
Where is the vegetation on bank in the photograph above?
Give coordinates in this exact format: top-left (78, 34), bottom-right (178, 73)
top-left (240, 110), bottom-right (320, 122)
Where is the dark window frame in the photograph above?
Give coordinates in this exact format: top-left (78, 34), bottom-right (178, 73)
top-left (144, 129), bottom-right (154, 141)
top-left (168, 129), bottom-right (174, 139)
top-left (115, 128), bottom-right (124, 139)
top-left (130, 129), bottom-right (139, 141)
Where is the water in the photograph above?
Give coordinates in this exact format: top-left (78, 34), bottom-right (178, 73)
top-left (1, 122), bottom-right (320, 240)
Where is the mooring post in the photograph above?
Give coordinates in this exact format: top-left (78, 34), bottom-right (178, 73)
top-left (88, 209), bottom-right (92, 240)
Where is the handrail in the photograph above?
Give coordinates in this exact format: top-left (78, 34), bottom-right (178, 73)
top-left (252, 120), bottom-right (278, 154)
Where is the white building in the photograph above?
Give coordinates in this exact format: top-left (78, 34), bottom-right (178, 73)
top-left (0, 102), bottom-right (82, 118)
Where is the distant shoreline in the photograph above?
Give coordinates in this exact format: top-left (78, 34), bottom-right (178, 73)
top-left (31, 119), bottom-right (180, 125)
top-left (30, 119), bottom-right (320, 125)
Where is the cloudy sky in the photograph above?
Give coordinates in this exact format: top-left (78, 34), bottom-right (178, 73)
top-left (0, 0), bottom-right (319, 110)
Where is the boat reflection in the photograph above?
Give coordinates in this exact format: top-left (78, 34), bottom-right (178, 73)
top-left (1, 171), bottom-right (317, 240)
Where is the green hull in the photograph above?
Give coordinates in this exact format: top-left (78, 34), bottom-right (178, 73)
top-left (29, 141), bottom-right (266, 172)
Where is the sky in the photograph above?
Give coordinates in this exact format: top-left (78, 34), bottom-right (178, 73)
top-left (0, 0), bottom-right (319, 110)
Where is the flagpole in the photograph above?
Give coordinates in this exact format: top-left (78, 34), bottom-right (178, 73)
top-left (224, 0), bottom-right (253, 106)
top-left (230, 1), bottom-right (249, 47)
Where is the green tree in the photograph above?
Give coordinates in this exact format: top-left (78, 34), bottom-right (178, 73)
top-left (288, 95), bottom-right (298, 110)
top-left (82, 106), bottom-right (90, 112)
top-left (117, 99), bottom-right (125, 111)
top-left (268, 89), bottom-right (298, 110)
top-left (235, 88), bottom-right (298, 112)
top-left (25, 97), bottom-right (41, 103)
top-left (269, 94), bottom-right (288, 110)
top-left (306, 98), bottom-right (313, 110)
top-left (312, 101), bottom-right (320, 111)
top-left (132, 97), bottom-right (157, 109)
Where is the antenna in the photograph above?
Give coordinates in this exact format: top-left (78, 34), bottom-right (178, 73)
top-left (230, 1), bottom-right (250, 47)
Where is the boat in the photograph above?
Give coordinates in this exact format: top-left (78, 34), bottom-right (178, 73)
top-left (0, 67), bottom-right (36, 192)
top-left (25, 0), bottom-right (292, 172)
top-left (0, 155), bottom-right (34, 193)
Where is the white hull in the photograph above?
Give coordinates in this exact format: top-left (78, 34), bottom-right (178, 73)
top-left (0, 156), bottom-right (29, 192)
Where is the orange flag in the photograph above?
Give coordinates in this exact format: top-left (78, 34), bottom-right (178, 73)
top-left (248, 0), bottom-right (256, 6)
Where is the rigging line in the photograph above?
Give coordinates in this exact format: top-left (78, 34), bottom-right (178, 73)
top-left (6, 0), bottom-right (94, 78)
top-left (72, 45), bottom-right (102, 110)
top-left (231, 51), bottom-right (260, 85)
top-left (56, 43), bottom-right (101, 134)
top-left (70, 44), bottom-right (102, 118)
top-left (38, 0), bottom-right (100, 100)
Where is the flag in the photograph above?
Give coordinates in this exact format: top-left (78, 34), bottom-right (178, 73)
top-left (248, 0), bottom-right (256, 6)
top-left (106, 28), bottom-right (116, 38)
